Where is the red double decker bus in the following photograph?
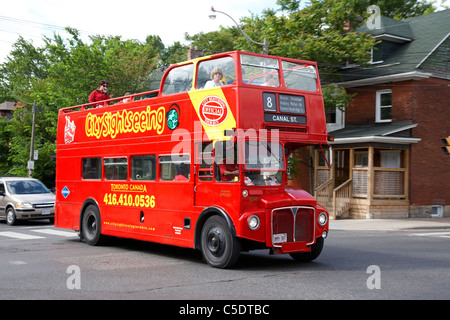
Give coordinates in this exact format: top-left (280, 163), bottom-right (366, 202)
top-left (55, 51), bottom-right (329, 268)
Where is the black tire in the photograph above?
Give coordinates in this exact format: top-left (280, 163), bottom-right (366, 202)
top-left (200, 215), bottom-right (241, 268)
top-left (6, 207), bottom-right (17, 226)
top-left (81, 204), bottom-right (107, 246)
top-left (289, 237), bottom-right (324, 262)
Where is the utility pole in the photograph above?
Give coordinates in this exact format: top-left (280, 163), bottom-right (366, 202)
top-left (28, 101), bottom-right (37, 177)
top-left (2, 86), bottom-right (38, 177)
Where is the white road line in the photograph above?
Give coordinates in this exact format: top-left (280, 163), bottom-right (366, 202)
top-left (410, 231), bottom-right (450, 238)
top-left (0, 231), bottom-right (45, 240)
top-left (30, 229), bottom-right (77, 237)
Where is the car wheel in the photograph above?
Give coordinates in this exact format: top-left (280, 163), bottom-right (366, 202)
top-left (6, 208), bottom-right (17, 226)
top-left (200, 215), bottom-right (240, 268)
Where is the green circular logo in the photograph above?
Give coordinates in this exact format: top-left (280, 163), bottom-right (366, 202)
top-left (167, 108), bottom-right (179, 130)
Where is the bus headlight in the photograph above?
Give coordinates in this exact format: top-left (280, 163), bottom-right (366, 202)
top-left (248, 215), bottom-right (260, 230)
top-left (318, 212), bottom-right (328, 226)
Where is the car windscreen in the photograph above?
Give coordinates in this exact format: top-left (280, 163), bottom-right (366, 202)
top-left (6, 180), bottom-right (51, 195)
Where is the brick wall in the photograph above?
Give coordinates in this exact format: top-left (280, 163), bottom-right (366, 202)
top-left (409, 78), bottom-right (450, 206)
top-left (345, 78), bottom-right (450, 206)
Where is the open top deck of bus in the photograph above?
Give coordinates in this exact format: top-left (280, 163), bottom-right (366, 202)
top-left (58, 50), bottom-right (327, 147)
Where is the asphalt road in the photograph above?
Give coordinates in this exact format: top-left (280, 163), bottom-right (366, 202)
top-left (0, 218), bottom-right (449, 301)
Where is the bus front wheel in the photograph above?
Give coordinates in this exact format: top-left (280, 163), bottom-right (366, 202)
top-left (289, 237), bottom-right (324, 262)
top-left (81, 204), bottom-right (107, 246)
top-left (200, 215), bottom-right (241, 269)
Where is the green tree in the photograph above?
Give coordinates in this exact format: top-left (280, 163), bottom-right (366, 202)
top-left (185, 27), bottom-right (240, 56)
top-left (0, 29), bottom-right (162, 185)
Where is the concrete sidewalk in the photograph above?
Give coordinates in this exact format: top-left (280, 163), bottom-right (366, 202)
top-left (329, 217), bottom-right (450, 231)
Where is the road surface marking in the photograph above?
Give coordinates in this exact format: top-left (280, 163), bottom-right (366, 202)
top-left (31, 229), bottom-right (77, 237)
top-left (0, 231), bottom-right (45, 240)
top-left (410, 231), bottom-right (450, 239)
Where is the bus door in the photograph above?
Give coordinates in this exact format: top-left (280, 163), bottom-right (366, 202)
top-left (194, 142), bottom-right (214, 206)
top-left (194, 140), bottom-right (239, 208)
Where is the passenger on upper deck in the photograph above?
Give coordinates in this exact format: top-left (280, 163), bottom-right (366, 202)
top-left (204, 67), bottom-right (224, 88)
top-left (263, 73), bottom-right (278, 87)
top-left (116, 92), bottom-right (131, 104)
top-left (89, 80), bottom-right (111, 105)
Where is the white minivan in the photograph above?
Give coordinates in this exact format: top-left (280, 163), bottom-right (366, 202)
top-left (0, 177), bottom-right (55, 225)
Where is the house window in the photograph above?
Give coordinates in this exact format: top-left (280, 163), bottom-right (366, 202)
top-left (325, 107), bottom-right (345, 132)
top-left (325, 109), bottom-right (336, 123)
top-left (354, 151), bottom-right (369, 167)
top-left (380, 150), bottom-right (401, 168)
top-left (376, 89), bottom-right (392, 123)
top-left (369, 46), bottom-right (384, 64)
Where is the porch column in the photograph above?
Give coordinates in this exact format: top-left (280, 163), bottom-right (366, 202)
top-left (368, 147), bottom-right (374, 202)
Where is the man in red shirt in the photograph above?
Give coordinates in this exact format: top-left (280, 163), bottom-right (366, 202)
top-left (89, 80), bottom-right (110, 105)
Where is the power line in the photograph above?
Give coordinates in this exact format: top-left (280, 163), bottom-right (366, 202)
top-left (0, 15), bottom-right (95, 35)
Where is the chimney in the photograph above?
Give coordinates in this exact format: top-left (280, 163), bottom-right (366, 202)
top-left (187, 45), bottom-right (204, 60)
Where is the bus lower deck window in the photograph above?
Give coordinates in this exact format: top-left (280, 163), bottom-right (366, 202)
top-left (82, 157), bottom-right (102, 180)
top-left (131, 155), bottom-right (156, 180)
top-left (104, 157), bottom-right (128, 180)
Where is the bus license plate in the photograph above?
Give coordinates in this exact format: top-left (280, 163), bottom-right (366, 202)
top-left (42, 210), bottom-right (51, 215)
top-left (273, 233), bottom-right (287, 243)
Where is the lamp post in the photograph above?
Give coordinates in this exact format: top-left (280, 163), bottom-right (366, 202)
top-left (209, 6), bottom-right (269, 55)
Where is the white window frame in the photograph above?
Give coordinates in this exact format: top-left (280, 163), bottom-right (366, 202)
top-left (375, 89), bottom-right (392, 123)
top-left (326, 107), bottom-right (345, 132)
top-left (369, 46), bottom-right (384, 65)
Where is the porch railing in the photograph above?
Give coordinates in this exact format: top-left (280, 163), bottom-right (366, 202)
top-left (352, 168), bottom-right (407, 199)
top-left (314, 178), bottom-right (333, 213)
top-left (333, 179), bottom-right (352, 219)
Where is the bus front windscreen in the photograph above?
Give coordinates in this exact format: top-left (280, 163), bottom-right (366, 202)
top-left (244, 142), bottom-right (284, 186)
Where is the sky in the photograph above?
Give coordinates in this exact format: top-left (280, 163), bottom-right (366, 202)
top-left (1, 0), bottom-right (448, 64)
top-left (0, 0), bottom-right (279, 63)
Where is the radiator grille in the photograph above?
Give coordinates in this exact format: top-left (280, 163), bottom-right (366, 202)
top-left (271, 206), bottom-right (315, 246)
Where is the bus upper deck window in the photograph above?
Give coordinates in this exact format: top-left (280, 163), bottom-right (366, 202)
top-left (240, 54), bottom-right (280, 87)
top-left (162, 64), bottom-right (194, 95)
top-left (196, 57), bottom-right (236, 89)
top-left (282, 61), bottom-right (317, 92)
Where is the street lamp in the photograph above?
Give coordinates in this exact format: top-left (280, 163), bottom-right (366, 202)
top-left (209, 6), bottom-right (269, 55)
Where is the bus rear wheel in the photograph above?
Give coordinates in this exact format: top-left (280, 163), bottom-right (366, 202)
top-left (200, 215), bottom-right (241, 269)
top-left (81, 204), bottom-right (107, 246)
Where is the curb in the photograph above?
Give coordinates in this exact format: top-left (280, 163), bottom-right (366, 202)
top-left (329, 218), bottom-right (450, 231)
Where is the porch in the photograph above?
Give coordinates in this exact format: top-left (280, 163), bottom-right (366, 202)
top-left (314, 123), bottom-right (420, 219)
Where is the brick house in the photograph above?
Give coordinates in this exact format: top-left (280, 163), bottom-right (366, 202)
top-left (0, 101), bottom-right (17, 120)
top-left (314, 9), bottom-right (450, 219)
